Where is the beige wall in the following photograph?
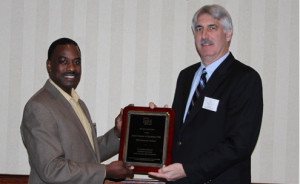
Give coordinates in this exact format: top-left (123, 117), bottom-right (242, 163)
top-left (0, 0), bottom-right (298, 183)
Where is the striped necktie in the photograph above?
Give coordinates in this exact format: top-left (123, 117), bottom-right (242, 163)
top-left (187, 68), bottom-right (207, 115)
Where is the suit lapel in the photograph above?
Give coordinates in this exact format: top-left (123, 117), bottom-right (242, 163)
top-left (176, 63), bottom-right (200, 128)
top-left (204, 53), bottom-right (235, 95)
top-left (45, 81), bottom-right (98, 160)
top-left (78, 100), bottom-right (100, 161)
top-left (184, 53), bottom-right (235, 124)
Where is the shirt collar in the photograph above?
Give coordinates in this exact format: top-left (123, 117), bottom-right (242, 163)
top-left (49, 79), bottom-right (80, 102)
top-left (200, 51), bottom-right (230, 81)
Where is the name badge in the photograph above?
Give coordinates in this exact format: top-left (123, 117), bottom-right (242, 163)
top-left (202, 97), bottom-right (219, 112)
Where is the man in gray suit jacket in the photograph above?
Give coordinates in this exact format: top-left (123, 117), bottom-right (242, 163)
top-left (21, 38), bottom-right (133, 184)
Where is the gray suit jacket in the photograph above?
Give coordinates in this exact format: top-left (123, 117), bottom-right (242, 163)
top-left (21, 80), bottom-right (120, 184)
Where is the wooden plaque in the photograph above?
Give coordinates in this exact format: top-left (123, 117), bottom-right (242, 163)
top-left (119, 106), bottom-right (175, 172)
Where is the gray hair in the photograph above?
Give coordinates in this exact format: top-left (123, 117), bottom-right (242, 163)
top-left (192, 4), bottom-right (233, 34)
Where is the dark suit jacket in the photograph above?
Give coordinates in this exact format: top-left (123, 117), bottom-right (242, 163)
top-left (170, 53), bottom-right (263, 184)
top-left (21, 80), bottom-right (120, 184)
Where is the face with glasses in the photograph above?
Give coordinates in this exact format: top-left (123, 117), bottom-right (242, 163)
top-left (194, 13), bottom-right (232, 66)
top-left (47, 44), bottom-right (81, 95)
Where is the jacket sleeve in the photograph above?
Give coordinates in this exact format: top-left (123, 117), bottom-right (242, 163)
top-left (97, 128), bottom-right (120, 161)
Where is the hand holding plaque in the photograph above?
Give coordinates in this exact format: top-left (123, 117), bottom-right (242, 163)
top-left (118, 106), bottom-right (175, 172)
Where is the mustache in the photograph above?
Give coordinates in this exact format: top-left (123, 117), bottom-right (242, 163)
top-left (199, 39), bottom-right (214, 45)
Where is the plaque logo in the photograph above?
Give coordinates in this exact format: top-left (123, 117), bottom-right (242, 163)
top-left (143, 117), bottom-right (152, 126)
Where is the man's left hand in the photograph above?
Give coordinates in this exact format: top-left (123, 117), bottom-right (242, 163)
top-left (114, 104), bottom-right (135, 137)
top-left (114, 108), bottom-right (123, 138)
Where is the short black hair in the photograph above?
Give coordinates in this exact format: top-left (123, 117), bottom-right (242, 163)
top-left (47, 38), bottom-right (80, 60)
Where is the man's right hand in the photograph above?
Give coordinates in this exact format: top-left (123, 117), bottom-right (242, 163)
top-left (105, 161), bottom-right (134, 180)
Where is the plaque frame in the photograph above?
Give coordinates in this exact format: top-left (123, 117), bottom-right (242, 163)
top-left (119, 106), bottom-right (175, 172)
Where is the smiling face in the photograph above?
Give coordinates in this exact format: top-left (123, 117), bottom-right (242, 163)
top-left (47, 44), bottom-right (81, 95)
top-left (194, 13), bottom-right (232, 66)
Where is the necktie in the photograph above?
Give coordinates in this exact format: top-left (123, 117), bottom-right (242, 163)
top-left (187, 68), bottom-right (207, 115)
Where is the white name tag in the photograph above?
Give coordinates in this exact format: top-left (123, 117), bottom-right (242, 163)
top-left (202, 97), bottom-right (219, 112)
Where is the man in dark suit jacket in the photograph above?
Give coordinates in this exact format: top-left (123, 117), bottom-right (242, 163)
top-left (149, 4), bottom-right (263, 184)
top-left (21, 38), bottom-right (133, 184)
